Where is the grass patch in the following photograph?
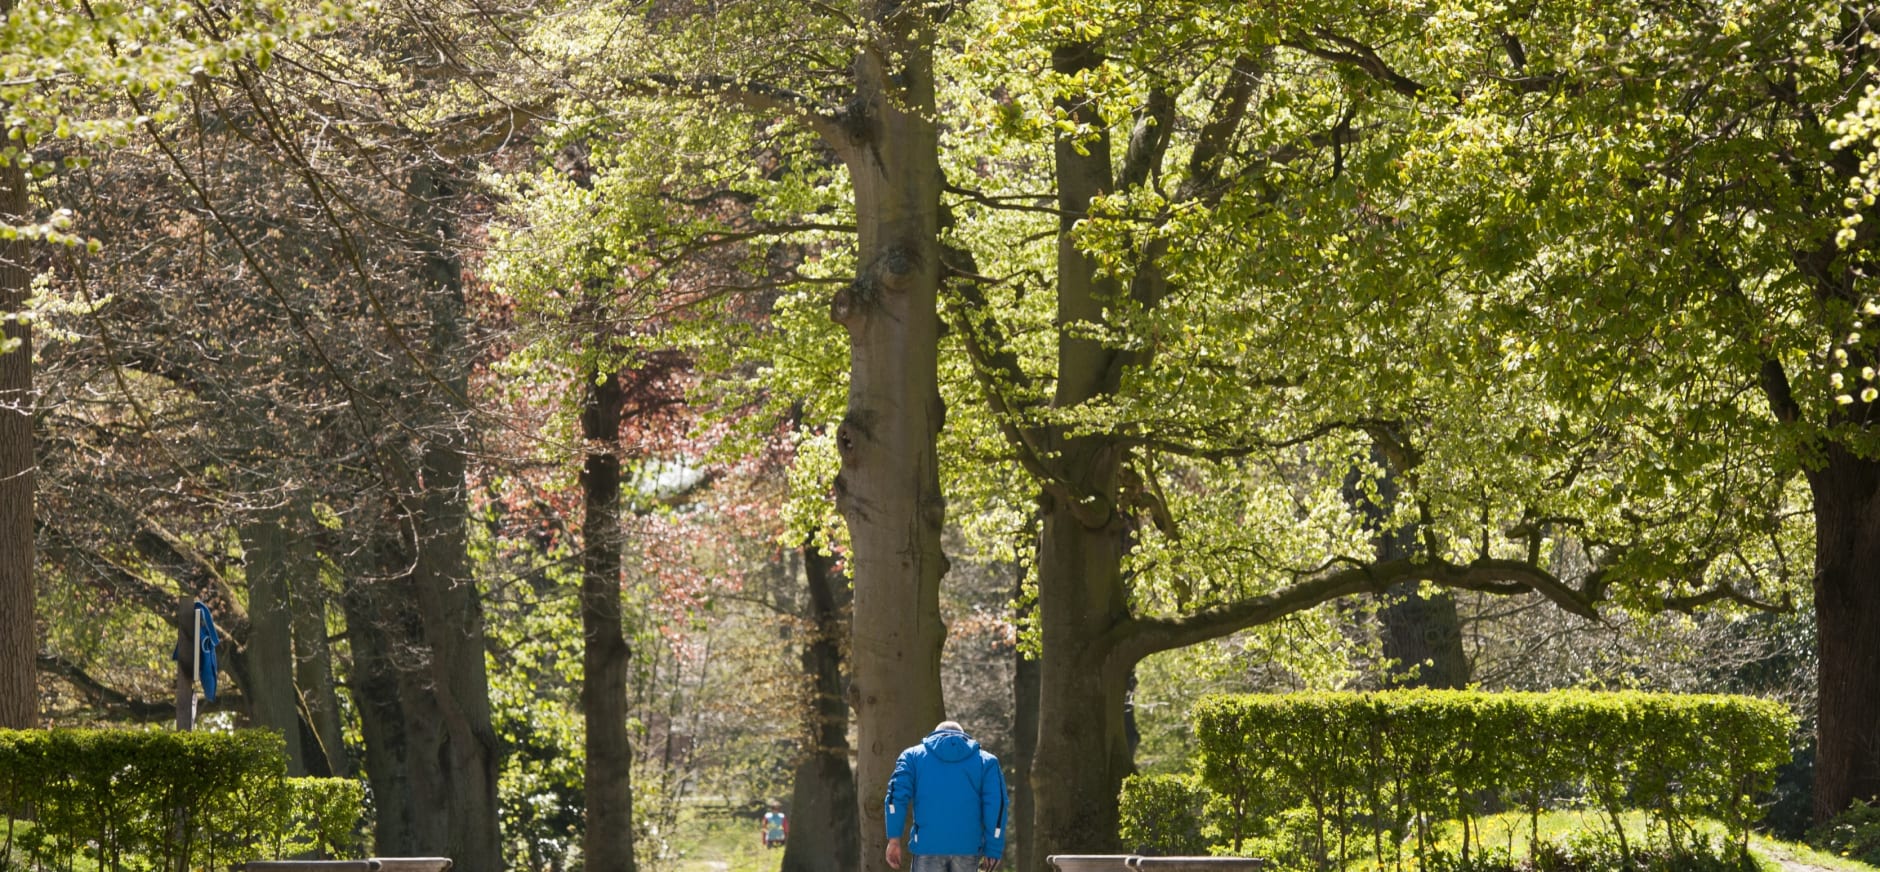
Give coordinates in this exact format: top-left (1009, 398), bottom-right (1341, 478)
top-left (1259, 810), bottom-right (1874, 872)
top-left (1749, 835), bottom-right (1880, 872)
top-left (665, 812), bottom-right (782, 872)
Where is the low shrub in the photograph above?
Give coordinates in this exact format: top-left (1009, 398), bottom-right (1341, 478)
top-left (285, 776), bottom-right (368, 859)
top-left (1525, 830), bottom-right (1758, 872)
top-left (1133, 690), bottom-right (1795, 872)
top-left (1807, 799), bottom-right (1880, 867)
top-left (1121, 773), bottom-right (1214, 855)
top-left (0, 728), bottom-right (361, 871)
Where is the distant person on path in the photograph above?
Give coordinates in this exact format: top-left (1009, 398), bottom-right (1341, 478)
top-left (762, 801), bottom-right (788, 849)
top-left (884, 720), bottom-right (1008, 872)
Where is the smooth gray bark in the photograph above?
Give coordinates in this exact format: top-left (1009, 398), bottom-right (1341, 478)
top-left (406, 162), bottom-right (502, 872)
top-left (827, 12), bottom-right (950, 872)
top-left (291, 565), bottom-right (350, 777)
top-left (241, 515), bottom-right (310, 773)
top-left (580, 367), bottom-right (636, 872)
top-left (342, 572), bottom-right (418, 854)
top-left (782, 538), bottom-right (859, 872)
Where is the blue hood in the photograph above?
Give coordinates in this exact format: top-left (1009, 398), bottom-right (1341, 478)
top-left (922, 729), bottom-right (979, 763)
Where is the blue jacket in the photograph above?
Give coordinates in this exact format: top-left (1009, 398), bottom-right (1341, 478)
top-left (884, 728), bottom-right (1007, 859)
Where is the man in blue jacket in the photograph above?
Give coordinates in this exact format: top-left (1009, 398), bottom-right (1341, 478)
top-left (884, 720), bottom-right (1008, 872)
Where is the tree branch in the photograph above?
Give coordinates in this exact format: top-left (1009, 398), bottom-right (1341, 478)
top-left (1112, 555), bottom-right (1600, 664)
top-left (625, 73), bottom-right (846, 146)
top-left (1663, 583), bottom-right (1790, 613)
top-left (1118, 417), bottom-right (1380, 460)
top-left (1285, 29), bottom-right (1449, 102)
top-left (1178, 55), bottom-right (1263, 202)
top-left (942, 274), bottom-right (1065, 492)
top-left (40, 521), bottom-right (184, 626)
top-left (941, 184), bottom-right (1069, 216)
top-left (1119, 86), bottom-right (1175, 191)
top-left (35, 652), bottom-right (176, 721)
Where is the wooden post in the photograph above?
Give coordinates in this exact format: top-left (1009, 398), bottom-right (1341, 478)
top-left (175, 596), bottom-right (194, 731)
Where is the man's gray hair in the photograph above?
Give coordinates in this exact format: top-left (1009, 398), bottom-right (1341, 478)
top-left (935, 720), bottom-right (964, 733)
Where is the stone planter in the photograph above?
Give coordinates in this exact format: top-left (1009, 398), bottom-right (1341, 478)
top-left (1128, 857), bottom-right (1265, 872)
top-left (1047, 854), bottom-right (1137, 872)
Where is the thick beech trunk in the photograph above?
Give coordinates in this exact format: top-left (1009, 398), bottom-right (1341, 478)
top-left (1347, 452), bottom-right (1469, 689)
top-left (782, 539), bottom-right (858, 872)
top-left (0, 131), bottom-right (32, 729)
top-left (1031, 503), bottom-right (1132, 858)
top-left (348, 494), bottom-right (491, 862)
top-left (580, 368), bottom-right (636, 872)
top-left (342, 572), bottom-right (418, 854)
top-left (1808, 444), bottom-right (1880, 821)
top-left (406, 162), bottom-right (502, 872)
top-left (830, 15), bottom-right (950, 872)
top-left (241, 514), bottom-right (309, 774)
top-left (292, 568), bottom-right (350, 778)
top-left (1378, 588), bottom-right (1468, 689)
top-left (1027, 41), bottom-right (1136, 859)
top-left (409, 440), bottom-right (502, 872)
top-left (342, 160), bottom-right (503, 866)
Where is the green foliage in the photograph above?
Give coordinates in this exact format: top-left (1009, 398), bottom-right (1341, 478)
top-left (1522, 830), bottom-right (1761, 872)
top-left (1120, 773), bottom-right (1215, 856)
top-left (1164, 691), bottom-right (1795, 870)
top-left (1808, 800), bottom-right (1880, 867)
top-left (1, 0), bottom-right (358, 246)
top-left (0, 728), bottom-right (299, 871)
top-left (478, 530), bottom-right (588, 872)
top-left (283, 777), bottom-right (366, 859)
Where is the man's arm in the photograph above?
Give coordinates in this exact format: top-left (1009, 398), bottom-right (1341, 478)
top-left (980, 757), bottom-right (1008, 871)
top-left (885, 749), bottom-right (915, 843)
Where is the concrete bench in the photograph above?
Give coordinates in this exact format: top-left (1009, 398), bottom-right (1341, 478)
top-left (1047, 855), bottom-right (1266, 872)
top-left (242, 858), bottom-right (452, 872)
top-left (1130, 858), bottom-right (1265, 872)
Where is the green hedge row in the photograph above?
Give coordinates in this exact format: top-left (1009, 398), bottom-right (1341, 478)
top-left (1125, 691), bottom-right (1795, 869)
top-left (0, 728), bottom-right (365, 872)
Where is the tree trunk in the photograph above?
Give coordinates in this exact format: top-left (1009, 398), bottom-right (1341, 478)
top-left (581, 367), bottom-right (636, 872)
top-left (782, 537), bottom-right (858, 872)
top-left (830, 14), bottom-right (949, 872)
top-left (293, 563), bottom-right (350, 778)
top-left (405, 161), bottom-right (503, 872)
top-left (1808, 443), bottom-right (1880, 821)
top-left (1346, 449), bottom-right (1469, 689)
top-left (0, 132), bottom-right (34, 730)
top-left (241, 514), bottom-right (310, 774)
top-left (1012, 572), bottom-right (1040, 872)
top-left (1377, 588), bottom-right (1468, 690)
top-left (1028, 41), bottom-right (1136, 859)
top-left (1030, 501), bottom-right (1132, 858)
top-left (342, 572), bottom-right (418, 854)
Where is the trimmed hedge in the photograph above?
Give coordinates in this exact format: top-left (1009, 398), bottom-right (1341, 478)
top-left (1150, 691), bottom-right (1794, 869)
top-left (283, 777), bottom-right (367, 859)
top-left (1121, 772), bottom-right (1214, 856)
top-left (0, 728), bottom-right (362, 871)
